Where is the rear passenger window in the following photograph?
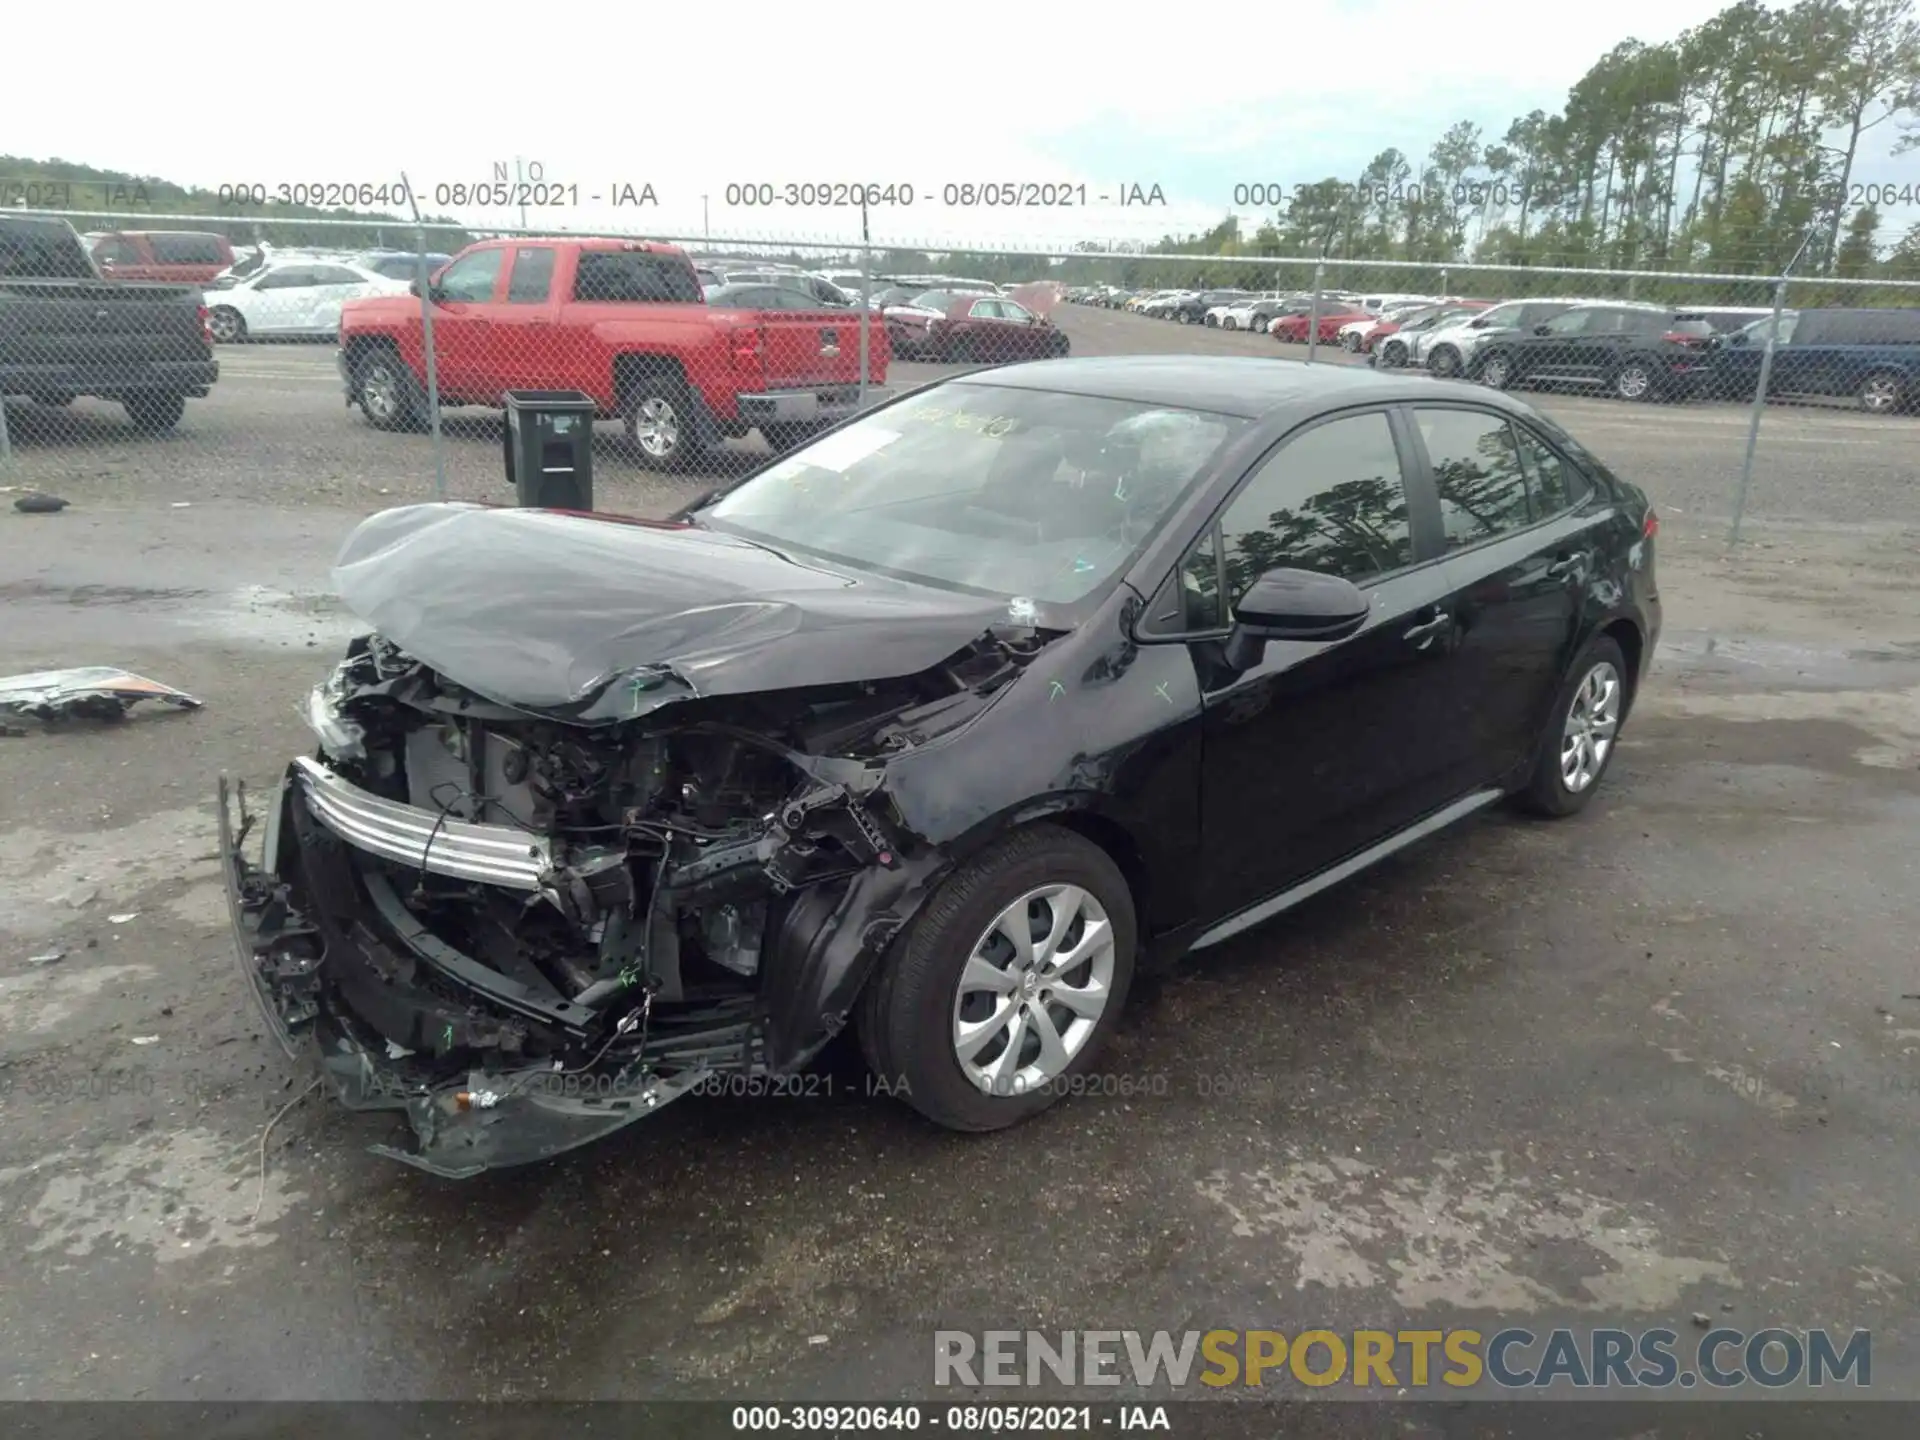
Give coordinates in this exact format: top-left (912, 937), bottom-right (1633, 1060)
top-left (506, 247), bottom-right (555, 303)
top-left (1513, 426), bottom-right (1589, 515)
top-left (1415, 408), bottom-right (1533, 548)
top-left (1218, 412), bottom-right (1413, 597)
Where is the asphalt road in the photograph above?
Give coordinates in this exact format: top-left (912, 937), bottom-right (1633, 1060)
top-left (2, 305), bottom-right (1916, 532)
top-left (2, 305), bottom-right (1919, 1412)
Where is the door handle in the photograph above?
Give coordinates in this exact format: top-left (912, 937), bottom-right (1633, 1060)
top-left (1545, 552), bottom-right (1585, 580)
top-left (1402, 610), bottom-right (1452, 649)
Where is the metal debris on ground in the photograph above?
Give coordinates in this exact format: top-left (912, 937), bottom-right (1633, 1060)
top-left (108, 913), bottom-right (139, 925)
top-left (0, 668), bottom-right (203, 724)
top-left (130, 1036), bottom-right (160, 1046)
top-left (27, 951), bottom-right (65, 967)
top-left (13, 493), bottom-right (69, 514)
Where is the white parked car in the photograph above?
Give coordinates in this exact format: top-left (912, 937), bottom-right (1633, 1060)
top-left (1410, 298), bottom-right (1591, 377)
top-left (1337, 298), bottom-right (1437, 350)
top-left (205, 259), bottom-right (410, 342)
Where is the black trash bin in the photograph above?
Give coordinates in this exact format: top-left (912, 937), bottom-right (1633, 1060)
top-left (502, 390), bottom-right (597, 510)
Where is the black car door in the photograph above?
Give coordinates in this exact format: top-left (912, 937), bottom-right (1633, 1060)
top-left (1408, 403), bottom-right (1602, 779)
top-left (1520, 307), bottom-right (1599, 384)
top-left (1175, 408), bottom-right (1470, 922)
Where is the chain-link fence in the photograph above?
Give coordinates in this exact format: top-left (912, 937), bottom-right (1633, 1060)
top-left (3, 207), bottom-right (1917, 536)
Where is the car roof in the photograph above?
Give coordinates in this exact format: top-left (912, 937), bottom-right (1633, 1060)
top-left (949, 354), bottom-right (1525, 421)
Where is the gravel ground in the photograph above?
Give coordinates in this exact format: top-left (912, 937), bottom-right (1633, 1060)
top-left (1, 306), bottom-right (1918, 1411)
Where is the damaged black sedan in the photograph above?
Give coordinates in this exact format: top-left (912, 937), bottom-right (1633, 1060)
top-left (221, 357), bottom-right (1660, 1176)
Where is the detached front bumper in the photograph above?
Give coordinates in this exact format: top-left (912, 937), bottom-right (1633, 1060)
top-left (217, 768), bottom-right (720, 1178)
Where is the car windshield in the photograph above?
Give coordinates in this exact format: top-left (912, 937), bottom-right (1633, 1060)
top-left (701, 383), bottom-right (1245, 612)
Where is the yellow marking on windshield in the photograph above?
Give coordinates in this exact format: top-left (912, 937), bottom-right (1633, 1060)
top-left (902, 407), bottom-right (1019, 437)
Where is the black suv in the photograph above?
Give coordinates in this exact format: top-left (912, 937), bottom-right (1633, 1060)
top-left (1471, 304), bottom-right (1716, 402)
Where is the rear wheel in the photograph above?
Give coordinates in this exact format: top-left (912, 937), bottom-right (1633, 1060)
top-left (1517, 636), bottom-right (1628, 818)
top-left (1859, 370), bottom-right (1906, 414)
top-left (207, 306), bottom-right (246, 344)
top-left (1381, 340), bottom-right (1408, 368)
top-left (1479, 352), bottom-right (1514, 389)
top-left (1612, 361), bottom-right (1657, 402)
top-left (1429, 344), bottom-right (1462, 378)
top-left (624, 376), bottom-right (699, 470)
top-left (352, 348), bottom-right (421, 431)
top-left (123, 392), bottom-right (186, 433)
top-left (762, 422), bottom-right (818, 453)
top-left (1343, 332), bottom-right (1361, 352)
top-left (1222, 316), bottom-right (1239, 331)
top-left (858, 825), bottom-right (1136, 1133)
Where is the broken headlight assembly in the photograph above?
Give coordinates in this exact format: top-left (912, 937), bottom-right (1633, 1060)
top-left (303, 670), bottom-right (366, 761)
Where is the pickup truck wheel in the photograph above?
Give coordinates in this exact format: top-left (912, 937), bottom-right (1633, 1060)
top-left (352, 350), bottom-right (421, 431)
top-left (624, 378), bottom-right (697, 470)
top-left (207, 306), bottom-right (246, 344)
top-left (857, 824), bottom-right (1136, 1133)
top-left (1858, 370), bottom-right (1905, 414)
top-left (123, 392), bottom-right (186, 433)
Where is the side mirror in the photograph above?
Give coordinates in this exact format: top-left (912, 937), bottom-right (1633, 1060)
top-left (1468, 317), bottom-right (1488, 328)
top-left (1729, 331), bottom-right (1749, 347)
top-left (409, 279), bottom-right (421, 297)
top-left (1532, 324), bottom-right (1552, 336)
top-left (1221, 568), bottom-right (1371, 669)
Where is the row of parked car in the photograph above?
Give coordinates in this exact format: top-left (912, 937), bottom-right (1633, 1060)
top-left (1068, 283), bottom-right (1920, 414)
top-left (1351, 296), bottom-right (1920, 412)
top-left (689, 259), bottom-right (1071, 363)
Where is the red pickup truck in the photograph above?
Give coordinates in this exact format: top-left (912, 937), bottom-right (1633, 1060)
top-left (335, 238), bottom-right (890, 468)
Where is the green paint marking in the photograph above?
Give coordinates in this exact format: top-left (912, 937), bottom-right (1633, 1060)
top-left (1154, 682), bottom-right (1174, 705)
top-left (441, 1023), bottom-right (455, 1049)
top-left (1049, 680), bottom-right (1065, 701)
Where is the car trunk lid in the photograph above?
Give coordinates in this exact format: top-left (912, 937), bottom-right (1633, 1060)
top-left (755, 305), bottom-right (889, 388)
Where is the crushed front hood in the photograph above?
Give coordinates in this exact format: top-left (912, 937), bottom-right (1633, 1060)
top-left (331, 503), bottom-right (1005, 722)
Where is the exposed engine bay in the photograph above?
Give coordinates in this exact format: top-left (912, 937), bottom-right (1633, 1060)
top-left (222, 627), bottom-right (1042, 1176)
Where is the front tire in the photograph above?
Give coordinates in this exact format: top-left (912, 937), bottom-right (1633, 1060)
top-left (123, 392), bottom-right (186, 433)
top-left (1381, 340), bottom-right (1408, 368)
top-left (624, 376), bottom-right (698, 470)
top-left (1429, 344), bottom-right (1461, 378)
top-left (1479, 352), bottom-right (1514, 389)
top-left (1517, 636), bottom-right (1628, 818)
top-left (858, 824), bottom-right (1136, 1133)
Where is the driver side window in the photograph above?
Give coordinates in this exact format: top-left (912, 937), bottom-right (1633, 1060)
top-left (1218, 412), bottom-right (1414, 602)
top-left (437, 249), bottom-right (504, 303)
top-left (1151, 412), bottom-right (1413, 636)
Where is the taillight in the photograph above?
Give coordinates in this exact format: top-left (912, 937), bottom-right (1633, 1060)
top-left (1643, 509), bottom-right (1659, 539)
top-left (197, 304), bottom-right (211, 345)
top-left (1662, 330), bottom-right (1704, 346)
top-left (730, 324), bottom-right (763, 369)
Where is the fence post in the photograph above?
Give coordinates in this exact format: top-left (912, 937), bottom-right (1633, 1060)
top-left (1727, 273), bottom-right (1789, 548)
top-left (400, 173), bottom-right (447, 501)
top-left (1305, 261), bottom-right (1326, 365)
top-left (857, 199), bottom-right (871, 409)
top-left (0, 392), bottom-right (11, 474)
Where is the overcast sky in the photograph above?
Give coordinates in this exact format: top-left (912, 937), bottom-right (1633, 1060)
top-left (7, 0), bottom-right (1916, 254)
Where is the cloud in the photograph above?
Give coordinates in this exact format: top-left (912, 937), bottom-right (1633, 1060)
top-left (4, 0), bottom-right (1912, 251)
